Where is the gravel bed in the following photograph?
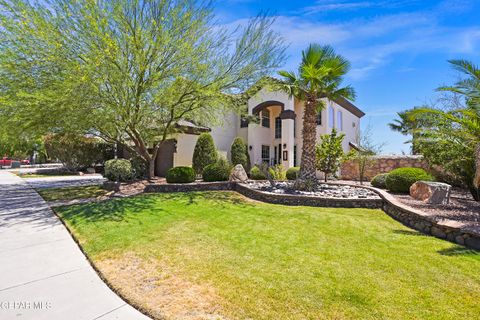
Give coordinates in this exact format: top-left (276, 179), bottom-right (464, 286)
top-left (245, 181), bottom-right (381, 199)
top-left (394, 193), bottom-right (480, 224)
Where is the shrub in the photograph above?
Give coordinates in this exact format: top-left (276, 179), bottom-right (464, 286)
top-left (130, 155), bottom-right (148, 179)
top-left (286, 167), bottom-right (300, 180)
top-left (192, 133), bottom-right (218, 175)
top-left (230, 137), bottom-right (248, 169)
top-left (385, 167), bottom-right (434, 193)
top-left (250, 165), bottom-right (266, 180)
top-left (166, 166), bottom-right (196, 183)
top-left (268, 164), bottom-right (286, 180)
top-left (44, 133), bottom-right (106, 171)
top-left (371, 173), bottom-right (388, 189)
top-left (104, 159), bottom-right (133, 182)
top-left (203, 158), bottom-right (231, 182)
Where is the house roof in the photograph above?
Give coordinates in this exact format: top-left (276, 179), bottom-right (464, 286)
top-left (175, 120), bottom-right (211, 134)
top-left (246, 76), bottom-right (366, 118)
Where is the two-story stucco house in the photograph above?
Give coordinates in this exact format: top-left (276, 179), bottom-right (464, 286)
top-left (154, 84), bottom-right (365, 176)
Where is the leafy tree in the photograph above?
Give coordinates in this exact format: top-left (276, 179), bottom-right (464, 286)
top-left (192, 133), bottom-right (217, 175)
top-left (0, 0), bottom-right (286, 178)
top-left (278, 44), bottom-right (355, 189)
top-left (315, 129), bottom-right (346, 182)
top-left (230, 137), bottom-right (248, 169)
top-left (411, 59), bottom-right (480, 200)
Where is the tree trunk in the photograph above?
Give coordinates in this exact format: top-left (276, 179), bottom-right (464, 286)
top-left (299, 95), bottom-right (318, 182)
top-left (148, 158), bottom-right (155, 180)
top-left (474, 143), bottom-right (480, 189)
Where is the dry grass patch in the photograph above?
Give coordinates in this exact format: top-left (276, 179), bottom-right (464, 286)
top-left (96, 252), bottom-right (226, 320)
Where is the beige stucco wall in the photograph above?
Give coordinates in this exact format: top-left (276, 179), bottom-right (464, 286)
top-left (173, 134), bottom-right (198, 167)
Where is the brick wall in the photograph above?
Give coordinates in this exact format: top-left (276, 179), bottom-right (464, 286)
top-left (340, 155), bottom-right (428, 181)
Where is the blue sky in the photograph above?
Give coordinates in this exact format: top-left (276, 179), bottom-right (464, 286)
top-left (215, 0), bottom-right (480, 154)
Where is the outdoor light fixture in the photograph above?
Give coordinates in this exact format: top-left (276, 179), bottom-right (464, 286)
top-left (283, 143), bottom-right (287, 149)
top-left (249, 145), bottom-right (253, 151)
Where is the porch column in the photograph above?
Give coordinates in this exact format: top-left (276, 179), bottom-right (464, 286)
top-left (280, 110), bottom-right (295, 168)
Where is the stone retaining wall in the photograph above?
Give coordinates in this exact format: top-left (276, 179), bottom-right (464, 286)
top-left (144, 181), bottom-right (234, 193)
top-left (340, 155), bottom-right (429, 181)
top-left (235, 184), bottom-right (383, 209)
top-left (359, 185), bottom-right (480, 250)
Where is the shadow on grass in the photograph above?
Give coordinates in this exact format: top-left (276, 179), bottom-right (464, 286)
top-left (437, 246), bottom-right (480, 256)
top-left (393, 229), bottom-right (425, 236)
top-left (58, 191), bottom-right (254, 225)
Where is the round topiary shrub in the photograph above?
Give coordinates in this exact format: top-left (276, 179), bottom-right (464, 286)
top-left (249, 165), bottom-right (266, 180)
top-left (192, 133), bottom-right (218, 175)
top-left (371, 173), bottom-right (388, 189)
top-left (385, 167), bottom-right (433, 193)
top-left (202, 158), bottom-right (231, 182)
top-left (104, 159), bottom-right (133, 182)
top-left (166, 166), bottom-right (196, 183)
top-left (286, 167), bottom-right (300, 180)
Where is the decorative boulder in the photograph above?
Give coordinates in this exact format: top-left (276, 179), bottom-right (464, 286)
top-left (86, 167), bottom-right (96, 174)
top-left (229, 164), bottom-right (248, 182)
top-left (410, 181), bottom-right (451, 205)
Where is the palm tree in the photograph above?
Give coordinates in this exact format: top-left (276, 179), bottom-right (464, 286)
top-left (414, 59), bottom-right (480, 200)
top-left (278, 44), bottom-right (355, 188)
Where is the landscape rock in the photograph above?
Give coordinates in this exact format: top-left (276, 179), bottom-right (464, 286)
top-left (86, 167), bottom-right (96, 174)
top-left (229, 164), bottom-right (248, 182)
top-left (410, 181), bottom-right (451, 205)
top-left (103, 181), bottom-right (121, 192)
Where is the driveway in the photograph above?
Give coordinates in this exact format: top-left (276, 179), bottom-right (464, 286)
top-left (0, 171), bottom-right (149, 320)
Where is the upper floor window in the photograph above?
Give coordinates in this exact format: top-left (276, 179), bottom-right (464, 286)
top-left (275, 117), bottom-right (282, 138)
top-left (316, 110), bottom-right (322, 125)
top-left (261, 109), bottom-right (270, 128)
top-left (337, 110), bottom-right (343, 131)
top-left (328, 106), bottom-right (335, 128)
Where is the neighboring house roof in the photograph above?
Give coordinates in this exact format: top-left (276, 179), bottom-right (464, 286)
top-left (333, 96), bottom-right (365, 118)
top-left (175, 120), bottom-right (211, 135)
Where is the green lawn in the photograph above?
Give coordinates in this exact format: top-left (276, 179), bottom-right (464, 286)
top-left (38, 185), bottom-right (108, 201)
top-left (56, 191), bottom-right (480, 320)
top-left (16, 172), bottom-right (77, 178)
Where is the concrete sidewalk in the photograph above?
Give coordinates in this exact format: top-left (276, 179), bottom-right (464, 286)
top-left (0, 171), bottom-right (149, 320)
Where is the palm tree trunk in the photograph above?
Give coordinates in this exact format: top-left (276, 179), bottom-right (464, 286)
top-left (473, 142), bottom-right (480, 200)
top-left (299, 95), bottom-right (318, 182)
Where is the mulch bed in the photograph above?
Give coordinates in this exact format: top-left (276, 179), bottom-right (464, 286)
top-left (393, 187), bottom-right (480, 224)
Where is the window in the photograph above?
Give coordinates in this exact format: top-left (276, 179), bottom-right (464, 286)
top-left (261, 109), bottom-right (270, 128)
top-left (337, 110), bottom-right (343, 131)
top-left (293, 145), bottom-right (297, 167)
top-left (275, 117), bottom-right (282, 138)
top-left (261, 145), bottom-right (270, 163)
top-left (240, 116), bottom-right (248, 128)
top-left (294, 118), bottom-right (296, 138)
top-left (316, 110), bottom-right (322, 125)
top-left (329, 106), bottom-right (335, 128)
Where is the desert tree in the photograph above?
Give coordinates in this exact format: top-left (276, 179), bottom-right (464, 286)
top-left (0, 0), bottom-right (286, 178)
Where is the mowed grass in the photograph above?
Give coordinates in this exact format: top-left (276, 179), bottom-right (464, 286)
top-left (56, 191), bottom-right (480, 320)
top-left (38, 185), bottom-right (108, 201)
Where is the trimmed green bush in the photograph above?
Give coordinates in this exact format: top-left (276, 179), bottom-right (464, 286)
top-left (203, 158), bottom-right (231, 182)
top-left (192, 133), bottom-right (218, 175)
top-left (230, 137), bottom-right (248, 169)
top-left (250, 165), bottom-right (266, 180)
top-left (286, 167), bottom-right (300, 180)
top-left (268, 165), bottom-right (286, 180)
top-left (385, 167), bottom-right (434, 193)
top-left (166, 166), bottom-right (196, 183)
top-left (104, 159), bottom-right (133, 182)
top-left (371, 173), bottom-right (388, 189)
